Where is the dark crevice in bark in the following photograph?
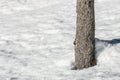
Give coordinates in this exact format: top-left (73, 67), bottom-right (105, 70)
top-left (88, 1), bottom-right (92, 7)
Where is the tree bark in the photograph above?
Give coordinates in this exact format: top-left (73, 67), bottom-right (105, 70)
top-left (74, 0), bottom-right (96, 69)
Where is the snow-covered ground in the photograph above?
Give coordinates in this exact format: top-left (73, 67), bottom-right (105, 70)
top-left (0, 0), bottom-right (120, 80)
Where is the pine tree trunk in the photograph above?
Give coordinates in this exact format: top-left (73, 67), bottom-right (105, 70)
top-left (74, 0), bottom-right (96, 69)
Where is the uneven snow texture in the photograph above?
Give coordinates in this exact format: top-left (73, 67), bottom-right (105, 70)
top-left (0, 0), bottom-right (120, 80)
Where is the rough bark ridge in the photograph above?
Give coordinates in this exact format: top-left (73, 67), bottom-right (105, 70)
top-left (74, 0), bottom-right (96, 69)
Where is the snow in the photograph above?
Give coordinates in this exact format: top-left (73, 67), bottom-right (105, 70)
top-left (0, 0), bottom-right (120, 80)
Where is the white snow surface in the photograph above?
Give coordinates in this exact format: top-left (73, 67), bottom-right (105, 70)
top-left (0, 0), bottom-right (120, 80)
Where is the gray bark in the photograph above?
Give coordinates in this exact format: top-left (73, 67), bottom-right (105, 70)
top-left (74, 0), bottom-right (96, 69)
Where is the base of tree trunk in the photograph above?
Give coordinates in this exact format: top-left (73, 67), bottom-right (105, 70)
top-left (74, 0), bottom-right (96, 70)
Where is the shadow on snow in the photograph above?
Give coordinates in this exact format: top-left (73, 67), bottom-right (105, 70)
top-left (95, 38), bottom-right (120, 58)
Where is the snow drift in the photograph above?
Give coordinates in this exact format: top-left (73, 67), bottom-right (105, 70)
top-left (0, 0), bottom-right (120, 80)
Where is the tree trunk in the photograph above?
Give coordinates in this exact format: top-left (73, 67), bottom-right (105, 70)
top-left (74, 0), bottom-right (96, 69)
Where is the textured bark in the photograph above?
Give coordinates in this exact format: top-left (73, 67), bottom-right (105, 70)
top-left (74, 0), bottom-right (96, 69)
